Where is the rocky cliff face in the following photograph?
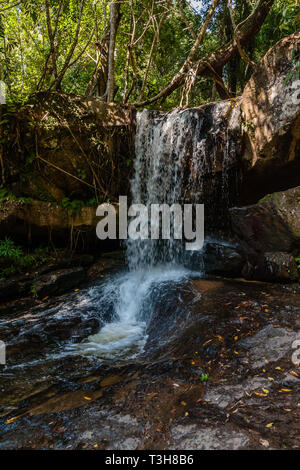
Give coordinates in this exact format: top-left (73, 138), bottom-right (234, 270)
top-left (240, 30), bottom-right (300, 204)
top-left (4, 92), bottom-right (135, 202)
top-left (229, 187), bottom-right (300, 282)
top-left (1, 92), bottom-right (134, 246)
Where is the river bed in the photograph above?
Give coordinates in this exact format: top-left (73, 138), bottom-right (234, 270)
top-left (0, 267), bottom-right (299, 450)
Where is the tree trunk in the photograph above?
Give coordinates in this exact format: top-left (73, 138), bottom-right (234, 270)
top-left (106, 0), bottom-right (121, 102)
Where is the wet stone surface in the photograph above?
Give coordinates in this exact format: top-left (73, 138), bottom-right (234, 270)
top-left (0, 275), bottom-right (299, 450)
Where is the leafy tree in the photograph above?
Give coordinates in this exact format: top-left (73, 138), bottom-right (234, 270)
top-left (0, 0), bottom-right (299, 108)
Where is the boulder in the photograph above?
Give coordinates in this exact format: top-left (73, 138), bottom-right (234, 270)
top-left (0, 278), bottom-right (32, 303)
top-left (230, 186), bottom-right (300, 254)
top-left (255, 252), bottom-right (299, 282)
top-left (240, 31), bottom-right (300, 203)
top-left (34, 267), bottom-right (87, 298)
top-left (202, 240), bottom-right (245, 277)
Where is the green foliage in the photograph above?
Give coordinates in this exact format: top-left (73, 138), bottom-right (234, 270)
top-left (0, 239), bottom-right (52, 279)
top-left (295, 257), bottom-right (300, 271)
top-left (0, 1), bottom-right (299, 108)
top-left (0, 188), bottom-right (33, 204)
top-left (30, 282), bottom-right (37, 298)
top-left (60, 196), bottom-right (98, 215)
top-left (0, 237), bottom-right (22, 258)
top-left (200, 372), bottom-right (209, 382)
top-left (0, 188), bottom-right (12, 202)
top-left (61, 197), bottom-right (85, 215)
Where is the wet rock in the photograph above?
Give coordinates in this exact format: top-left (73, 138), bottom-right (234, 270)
top-left (239, 325), bottom-right (300, 369)
top-left (35, 267), bottom-right (87, 298)
top-left (203, 377), bottom-right (270, 409)
top-left (169, 424), bottom-right (249, 450)
top-left (88, 251), bottom-right (125, 277)
top-left (281, 372), bottom-right (300, 388)
top-left (255, 252), bottom-right (299, 282)
top-left (230, 186), bottom-right (300, 254)
top-left (240, 31), bottom-right (300, 203)
top-left (202, 241), bottom-right (245, 277)
top-left (2, 303), bottom-right (101, 360)
top-left (64, 410), bottom-right (143, 451)
top-left (0, 278), bottom-right (32, 303)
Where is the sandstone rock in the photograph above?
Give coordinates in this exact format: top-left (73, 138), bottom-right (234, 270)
top-left (239, 325), bottom-right (300, 369)
top-left (240, 31), bottom-right (300, 203)
top-left (0, 278), bottom-right (32, 303)
top-left (202, 240), bottom-right (245, 277)
top-left (230, 186), bottom-right (300, 253)
top-left (0, 199), bottom-right (118, 247)
top-left (4, 92), bottom-right (135, 202)
top-left (203, 377), bottom-right (270, 410)
top-left (169, 424), bottom-right (249, 450)
top-left (256, 252), bottom-right (299, 282)
top-left (35, 267), bottom-right (86, 298)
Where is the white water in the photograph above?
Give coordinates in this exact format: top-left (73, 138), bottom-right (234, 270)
top-left (73, 265), bottom-right (191, 360)
top-left (72, 108), bottom-right (221, 360)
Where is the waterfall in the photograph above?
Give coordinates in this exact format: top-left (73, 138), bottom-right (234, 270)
top-left (127, 103), bottom-right (240, 269)
top-left (126, 108), bottom-right (187, 270)
top-left (72, 104), bottom-right (240, 361)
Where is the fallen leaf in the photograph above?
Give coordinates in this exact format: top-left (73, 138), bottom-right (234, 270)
top-left (259, 439), bottom-right (269, 447)
top-left (5, 416), bottom-right (18, 424)
top-left (181, 401), bottom-right (187, 406)
top-left (280, 389), bottom-right (292, 393)
top-left (289, 371), bottom-right (299, 378)
top-left (254, 392), bottom-right (268, 397)
top-left (265, 423), bottom-right (274, 428)
top-left (83, 396), bottom-right (92, 401)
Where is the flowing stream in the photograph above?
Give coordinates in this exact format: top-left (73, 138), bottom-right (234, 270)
top-left (71, 109), bottom-right (213, 360)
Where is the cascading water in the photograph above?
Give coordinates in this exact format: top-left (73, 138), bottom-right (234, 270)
top-left (74, 109), bottom-right (194, 360)
top-left (72, 104), bottom-right (240, 361)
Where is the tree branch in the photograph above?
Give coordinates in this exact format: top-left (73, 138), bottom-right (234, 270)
top-left (133, 0), bottom-right (221, 106)
top-left (133, 0), bottom-right (274, 107)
